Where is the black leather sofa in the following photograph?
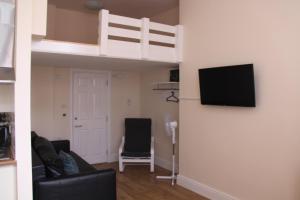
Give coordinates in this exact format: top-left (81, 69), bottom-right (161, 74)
top-left (32, 138), bottom-right (116, 200)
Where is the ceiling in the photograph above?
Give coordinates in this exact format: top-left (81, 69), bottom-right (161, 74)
top-left (49, 0), bottom-right (179, 19)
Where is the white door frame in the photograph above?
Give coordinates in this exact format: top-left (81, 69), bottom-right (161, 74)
top-left (70, 68), bottom-right (112, 163)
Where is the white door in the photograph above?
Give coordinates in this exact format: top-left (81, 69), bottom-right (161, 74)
top-left (72, 71), bottom-right (109, 164)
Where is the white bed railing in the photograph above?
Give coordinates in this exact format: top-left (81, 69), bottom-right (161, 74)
top-left (98, 9), bottom-right (183, 63)
top-left (32, 10), bottom-right (183, 64)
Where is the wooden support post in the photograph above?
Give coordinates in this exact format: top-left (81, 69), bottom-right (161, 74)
top-left (175, 25), bottom-right (183, 62)
top-left (141, 18), bottom-right (150, 59)
top-left (99, 9), bottom-right (109, 56)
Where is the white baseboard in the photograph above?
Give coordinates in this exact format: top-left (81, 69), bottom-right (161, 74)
top-left (177, 175), bottom-right (239, 200)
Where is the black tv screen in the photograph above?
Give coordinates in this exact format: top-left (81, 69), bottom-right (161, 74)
top-left (198, 64), bottom-right (256, 107)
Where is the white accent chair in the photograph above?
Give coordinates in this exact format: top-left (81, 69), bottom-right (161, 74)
top-left (119, 118), bottom-right (154, 173)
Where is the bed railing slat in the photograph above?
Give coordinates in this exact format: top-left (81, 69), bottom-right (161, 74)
top-left (109, 14), bottom-right (142, 28)
top-left (99, 9), bottom-right (109, 55)
top-left (149, 22), bottom-right (176, 34)
top-left (149, 33), bottom-right (176, 45)
top-left (98, 9), bottom-right (183, 62)
top-left (108, 27), bottom-right (141, 39)
top-left (141, 18), bottom-right (150, 59)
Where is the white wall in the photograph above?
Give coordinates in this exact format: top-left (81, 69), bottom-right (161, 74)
top-left (150, 6), bottom-right (179, 26)
top-left (0, 165), bottom-right (17, 200)
top-left (0, 1), bottom-right (32, 199)
top-left (179, 0), bottom-right (300, 200)
top-left (141, 69), bottom-right (179, 170)
top-left (31, 66), bottom-right (70, 140)
top-left (31, 66), bottom-right (141, 161)
top-left (32, 0), bottom-right (47, 37)
top-left (14, 0), bottom-right (33, 199)
top-left (110, 71), bottom-right (141, 161)
top-left (0, 85), bottom-right (14, 112)
top-left (46, 4), bottom-right (99, 44)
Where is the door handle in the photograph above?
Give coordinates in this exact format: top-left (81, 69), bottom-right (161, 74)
top-left (74, 125), bottom-right (83, 128)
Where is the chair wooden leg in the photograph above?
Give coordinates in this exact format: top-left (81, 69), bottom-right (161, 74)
top-left (150, 157), bottom-right (154, 173)
top-left (119, 158), bottom-right (124, 172)
top-left (150, 164), bottom-right (154, 173)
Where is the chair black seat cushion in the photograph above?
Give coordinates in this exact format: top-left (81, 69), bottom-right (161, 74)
top-left (121, 151), bottom-right (151, 157)
top-left (124, 118), bottom-right (151, 154)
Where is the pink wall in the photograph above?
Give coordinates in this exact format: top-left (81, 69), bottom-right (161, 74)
top-left (151, 6), bottom-right (179, 26)
top-left (179, 0), bottom-right (300, 200)
top-left (47, 5), bottom-right (99, 44)
top-left (46, 3), bottom-right (179, 44)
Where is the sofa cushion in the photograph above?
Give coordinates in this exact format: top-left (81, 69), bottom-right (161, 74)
top-left (69, 152), bottom-right (96, 173)
top-left (33, 136), bottom-right (64, 177)
top-left (59, 151), bottom-right (79, 175)
top-left (51, 140), bottom-right (70, 153)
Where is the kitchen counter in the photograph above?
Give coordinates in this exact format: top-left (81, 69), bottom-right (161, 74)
top-left (0, 158), bottom-right (16, 166)
top-left (0, 148), bottom-right (15, 166)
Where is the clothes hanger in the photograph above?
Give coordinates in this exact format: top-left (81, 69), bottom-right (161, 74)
top-left (166, 91), bottom-right (179, 103)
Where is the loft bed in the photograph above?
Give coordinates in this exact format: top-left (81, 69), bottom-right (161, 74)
top-left (32, 9), bottom-right (183, 65)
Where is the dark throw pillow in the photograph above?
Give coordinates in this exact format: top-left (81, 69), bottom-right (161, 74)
top-left (33, 136), bottom-right (64, 177)
top-left (59, 151), bottom-right (79, 175)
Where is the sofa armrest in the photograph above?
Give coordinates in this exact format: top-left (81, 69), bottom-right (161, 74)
top-left (32, 148), bottom-right (46, 181)
top-left (34, 169), bottom-right (116, 200)
top-left (51, 140), bottom-right (70, 153)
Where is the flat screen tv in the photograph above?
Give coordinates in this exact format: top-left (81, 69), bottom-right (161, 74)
top-left (198, 64), bottom-right (256, 107)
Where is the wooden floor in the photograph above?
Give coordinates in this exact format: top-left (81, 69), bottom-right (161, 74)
top-left (94, 163), bottom-right (208, 200)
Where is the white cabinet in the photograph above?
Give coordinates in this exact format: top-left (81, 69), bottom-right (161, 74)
top-left (32, 0), bottom-right (47, 38)
top-left (0, 165), bottom-right (17, 200)
top-left (0, 1), bottom-right (14, 68)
